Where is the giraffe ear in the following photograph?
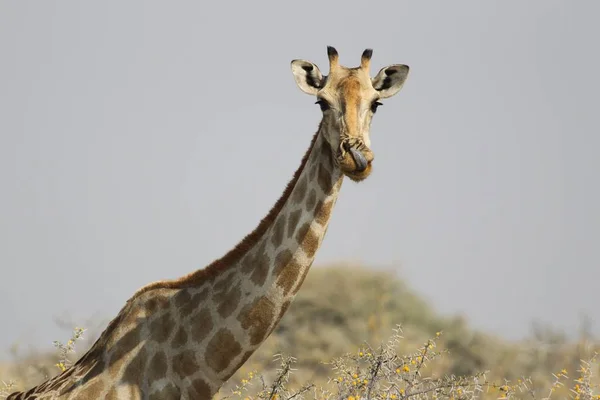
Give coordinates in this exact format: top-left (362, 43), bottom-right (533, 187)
top-left (372, 64), bottom-right (410, 99)
top-left (290, 60), bottom-right (325, 95)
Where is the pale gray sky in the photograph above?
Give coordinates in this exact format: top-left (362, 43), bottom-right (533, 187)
top-left (0, 1), bottom-right (598, 358)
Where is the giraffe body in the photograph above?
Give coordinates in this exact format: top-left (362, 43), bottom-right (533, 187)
top-left (8, 47), bottom-right (409, 400)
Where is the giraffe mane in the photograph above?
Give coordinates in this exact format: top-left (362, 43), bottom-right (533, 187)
top-left (136, 126), bottom-right (322, 293)
top-left (45, 127), bottom-right (324, 382)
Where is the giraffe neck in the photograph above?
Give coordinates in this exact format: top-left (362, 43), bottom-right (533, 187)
top-left (8, 126), bottom-right (345, 400)
top-left (197, 126), bottom-right (344, 386)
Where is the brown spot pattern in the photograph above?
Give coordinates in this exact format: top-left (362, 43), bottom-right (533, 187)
top-left (189, 308), bottom-right (213, 343)
top-left (315, 199), bottom-right (334, 225)
top-left (216, 284), bottom-right (241, 318)
top-left (313, 199), bottom-right (323, 214)
top-left (108, 324), bottom-right (143, 377)
top-left (173, 349), bottom-right (200, 378)
top-left (173, 289), bottom-right (191, 309)
top-left (250, 251), bottom-right (271, 286)
top-left (237, 296), bottom-right (275, 345)
top-left (131, 132), bottom-right (321, 297)
top-left (292, 176), bottom-right (308, 204)
top-left (309, 162), bottom-right (319, 181)
top-left (171, 326), bottom-right (188, 349)
top-left (190, 378), bottom-right (212, 399)
top-left (205, 329), bottom-right (242, 373)
top-left (320, 141), bottom-right (333, 166)
top-left (306, 189), bottom-right (317, 211)
top-left (149, 313), bottom-right (175, 343)
top-left (122, 346), bottom-right (148, 383)
top-left (122, 307), bottom-right (143, 328)
top-left (295, 222), bottom-right (310, 245)
top-left (179, 289), bottom-right (209, 318)
top-left (213, 270), bottom-right (235, 292)
top-left (273, 249), bottom-right (293, 276)
top-left (287, 210), bottom-right (302, 238)
top-left (146, 351), bottom-right (167, 383)
top-left (226, 350), bottom-right (256, 381)
top-left (240, 253), bottom-right (254, 274)
top-left (271, 214), bottom-right (287, 248)
top-left (292, 260), bottom-right (314, 296)
top-left (241, 240), bottom-right (267, 274)
top-left (146, 295), bottom-right (170, 314)
top-left (301, 226), bottom-right (320, 259)
top-left (276, 258), bottom-right (303, 296)
top-left (318, 162), bottom-right (333, 192)
top-left (239, 350), bottom-right (255, 367)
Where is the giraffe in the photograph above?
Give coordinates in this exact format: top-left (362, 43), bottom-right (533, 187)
top-left (7, 46), bottom-right (409, 400)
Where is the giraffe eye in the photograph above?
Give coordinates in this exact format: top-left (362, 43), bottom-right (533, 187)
top-left (315, 99), bottom-right (330, 112)
top-left (371, 101), bottom-right (383, 113)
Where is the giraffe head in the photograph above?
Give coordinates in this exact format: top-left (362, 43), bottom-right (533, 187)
top-left (291, 46), bottom-right (409, 182)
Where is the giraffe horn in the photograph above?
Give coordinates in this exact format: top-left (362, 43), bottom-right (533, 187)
top-left (327, 45), bottom-right (339, 73)
top-left (361, 48), bottom-right (373, 72)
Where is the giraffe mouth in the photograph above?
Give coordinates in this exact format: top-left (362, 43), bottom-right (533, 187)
top-left (338, 142), bottom-right (374, 182)
top-left (349, 148), bottom-right (368, 172)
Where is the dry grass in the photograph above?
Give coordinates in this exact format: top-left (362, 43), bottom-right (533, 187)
top-left (2, 264), bottom-right (598, 399)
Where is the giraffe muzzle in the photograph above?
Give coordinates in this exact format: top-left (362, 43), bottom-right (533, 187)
top-left (337, 140), bottom-right (374, 182)
top-left (349, 147), bottom-right (368, 172)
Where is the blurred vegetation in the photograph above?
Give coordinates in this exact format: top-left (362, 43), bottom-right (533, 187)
top-left (2, 264), bottom-right (598, 399)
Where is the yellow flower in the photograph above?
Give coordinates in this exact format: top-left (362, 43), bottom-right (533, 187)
top-left (390, 395), bottom-right (397, 399)
top-left (359, 351), bottom-right (364, 357)
top-left (410, 359), bottom-right (416, 365)
top-left (348, 397), bottom-right (356, 400)
top-left (403, 365), bottom-right (410, 373)
top-left (436, 331), bottom-right (441, 337)
top-left (353, 373), bottom-right (358, 379)
top-left (399, 389), bottom-right (405, 394)
top-left (363, 379), bottom-right (368, 385)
